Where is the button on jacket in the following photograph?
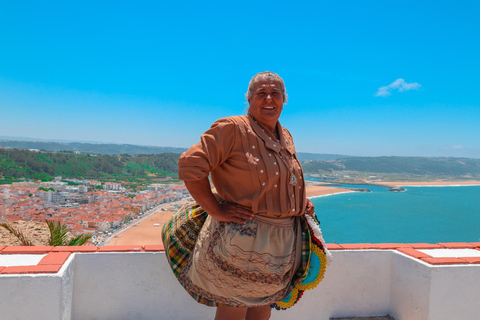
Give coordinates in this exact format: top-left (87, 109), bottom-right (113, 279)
top-left (178, 114), bottom-right (306, 217)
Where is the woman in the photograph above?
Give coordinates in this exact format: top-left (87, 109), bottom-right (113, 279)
top-left (175, 71), bottom-right (315, 320)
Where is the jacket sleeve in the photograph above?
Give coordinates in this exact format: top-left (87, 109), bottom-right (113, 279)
top-left (178, 118), bottom-right (237, 181)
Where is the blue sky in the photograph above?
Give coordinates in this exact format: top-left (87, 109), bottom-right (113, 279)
top-left (1, 1), bottom-right (479, 158)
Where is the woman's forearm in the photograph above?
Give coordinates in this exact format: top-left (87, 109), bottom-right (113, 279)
top-left (183, 178), bottom-right (254, 223)
top-left (184, 178), bottom-right (222, 217)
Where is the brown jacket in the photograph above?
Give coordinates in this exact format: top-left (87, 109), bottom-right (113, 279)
top-left (178, 114), bottom-right (306, 217)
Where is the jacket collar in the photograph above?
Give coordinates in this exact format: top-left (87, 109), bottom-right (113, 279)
top-left (245, 113), bottom-right (294, 155)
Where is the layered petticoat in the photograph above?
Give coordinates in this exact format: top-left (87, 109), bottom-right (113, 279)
top-left (162, 203), bottom-right (330, 309)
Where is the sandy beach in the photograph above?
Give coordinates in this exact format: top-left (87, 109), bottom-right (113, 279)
top-left (305, 184), bottom-right (354, 197)
top-left (375, 181), bottom-right (480, 187)
top-left (110, 184), bottom-right (352, 246)
top-left (109, 200), bottom-right (188, 246)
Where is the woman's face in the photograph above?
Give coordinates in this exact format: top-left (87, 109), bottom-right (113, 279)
top-left (248, 79), bottom-right (284, 131)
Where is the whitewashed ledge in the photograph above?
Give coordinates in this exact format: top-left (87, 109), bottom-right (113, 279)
top-left (0, 243), bottom-right (480, 320)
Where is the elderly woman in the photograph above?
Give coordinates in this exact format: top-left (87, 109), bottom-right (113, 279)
top-left (171, 71), bottom-right (315, 320)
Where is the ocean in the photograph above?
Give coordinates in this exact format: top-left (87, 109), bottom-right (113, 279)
top-left (310, 183), bottom-right (480, 244)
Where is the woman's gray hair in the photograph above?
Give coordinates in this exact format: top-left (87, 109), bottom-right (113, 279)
top-left (245, 71), bottom-right (288, 104)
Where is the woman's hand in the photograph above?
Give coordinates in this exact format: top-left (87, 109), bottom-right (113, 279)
top-left (184, 178), bottom-right (254, 224)
top-left (305, 199), bottom-right (315, 216)
top-left (212, 202), bottom-right (255, 224)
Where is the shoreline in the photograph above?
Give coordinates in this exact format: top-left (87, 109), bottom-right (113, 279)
top-left (306, 179), bottom-right (480, 188)
top-left (109, 180), bottom-right (480, 246)
top-left (305, 183), bottom-right (355, 198)
top-left (110, 183), bottom-right (352, 246)
top-left (374, 181), bottom-right (480, 187)
top-left (308, 190), bottom-right (357, 199)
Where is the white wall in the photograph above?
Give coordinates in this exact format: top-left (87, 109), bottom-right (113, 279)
top-left (1, 250), bottom-right (479, 320)
top-left (275, 250), bottom-right (393, 320)
top-left (71, 251), bottom-right (395, 320)
top-left (428, 265), bottom-right (480, 320)
top-left (72, 252), bottom-right (216, 320)
top-left (390, 252), bottom-right (431, 320)
top-left (0, 255), bottom-right (74, 320)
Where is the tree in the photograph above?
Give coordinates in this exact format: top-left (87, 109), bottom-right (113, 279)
top-left (46, 220), bottom-right (93, 246)
top-left (0, 220), bottom-right (93, 246)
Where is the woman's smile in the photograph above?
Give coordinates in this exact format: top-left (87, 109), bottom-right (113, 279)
top-left (248, 79), bottom-right (284, 132)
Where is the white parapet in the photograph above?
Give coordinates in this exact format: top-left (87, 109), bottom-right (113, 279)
top-left (0, 249), bottom-right (479, 320)
top-left (0, 254), bottom-right (75, 320)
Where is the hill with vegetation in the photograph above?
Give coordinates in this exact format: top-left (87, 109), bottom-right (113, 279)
top-left (0, 148), bottom-right (179, 182)
top-left (0, 139), bottom-right (353, 161)
top-left (2, 147), bottom-right (480, 183)
top-left (302, 156), bottom-right (480, 180)
top-left (0, 139), bottom-right (186, 155)
top-left (296, 152), bottom-right (354, 161)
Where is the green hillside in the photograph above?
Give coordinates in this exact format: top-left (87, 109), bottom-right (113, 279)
top-left (0, 139), bottom-right (186, 155)
top-left (0, 148), bottom-right (179, 182)
top-left (2, 148), bottom-right (480, 183)
top-left (302, 156), bottom-right (480, 179)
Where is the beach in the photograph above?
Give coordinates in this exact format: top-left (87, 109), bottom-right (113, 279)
top-left (110, 183), bottom-right (352, 246)
top-left (305, 183), bottom-right (354, 197)
top-left (375, 180), bottom-right (480, 187)
top-left (108, 200), bottom-right (188, 246)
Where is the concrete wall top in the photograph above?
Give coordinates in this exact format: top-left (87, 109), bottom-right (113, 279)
top-left (1, 243), bottom-right (479, 275)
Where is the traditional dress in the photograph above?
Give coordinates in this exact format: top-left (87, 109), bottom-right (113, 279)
top-left (174, 113), bottom-right (307, 307)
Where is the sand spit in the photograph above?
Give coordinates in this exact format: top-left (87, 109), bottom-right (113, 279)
top-left (375, 181), bottom-right (480, 187)
top-left (306, 184), bottom-right (353, 198)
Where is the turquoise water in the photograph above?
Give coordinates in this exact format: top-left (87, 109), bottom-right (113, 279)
top-left (311, 184), bottom-right (480, 244)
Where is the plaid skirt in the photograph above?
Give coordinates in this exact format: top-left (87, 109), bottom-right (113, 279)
top-left (161, 202), bottom-right (329, 309)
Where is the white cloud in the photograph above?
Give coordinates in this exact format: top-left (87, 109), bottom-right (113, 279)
top-left (375, 78), bottom-right (422, 97)
top-left (441, 144), bottom-right (465, 151)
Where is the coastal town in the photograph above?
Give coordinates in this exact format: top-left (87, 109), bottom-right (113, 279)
top-left (0, 177), bottom-right (190, 246)
top-left (4, 174), bottom-right (479, 247)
